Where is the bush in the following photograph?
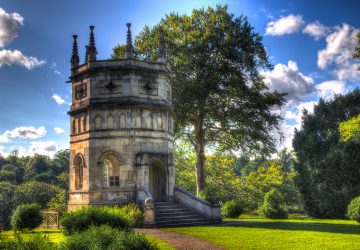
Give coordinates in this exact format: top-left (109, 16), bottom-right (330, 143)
top-left (60, 206), bottom-right (132, 235)
top-left (222, 200), bottom-right (243, 218)
top-left (0, 232), bottom-right (53, 250)
top-left (347, 196), bottom-right (360, 223)
top-left (11, 203), bottom-right (43, 230)
top-left (59, 225), bottom-right (157, 250)
top-left (0, 182), bottom-right (16, 229)
top-left (259, 189), bottom-right (288, 219)
top-left (118, 203), bottom-right (144, 228)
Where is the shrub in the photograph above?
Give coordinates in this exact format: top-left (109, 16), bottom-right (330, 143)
top-left (11, 203), bottom-right (43, 230)
top-left (0, 182), bottom-right (16, 229)
top-left (0, 232), bottom-right (53, 250)
top-left (199, 185), bottom-right (222, 205)
top-left (222, 200), bottom-right (243, 218)
top-left (259, 189), bottom-right (288, 219)
top-left (60, 206), bottom-right (132, 235)
top-left (59, 225), bottom-right (157, 250)
top-left (118, 203), bottom-right (144, 228)
top-left (347, 196), bottom-right (360, 223)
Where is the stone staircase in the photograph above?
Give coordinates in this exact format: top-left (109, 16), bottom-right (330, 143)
top-left (154, 201), bottom-right (213, 228)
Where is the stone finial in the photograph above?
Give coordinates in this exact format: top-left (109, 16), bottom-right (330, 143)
top-left (87, 25), bottom-right (97, 62)
top-left (70, 35), bottom-right (80, 68)
top-left (125, 23), bottom-right (133, 59)
top-left (158, 29), bottom-right (166, 63)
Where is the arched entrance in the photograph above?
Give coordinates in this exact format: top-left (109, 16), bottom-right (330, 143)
top-left (149, 159), bottom-right (166, 201)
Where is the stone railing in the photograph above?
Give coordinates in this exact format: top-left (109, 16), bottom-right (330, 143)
top-left (174, 186), bottom-right (222, 222)
top-left (137, 187), bottom-right (155, 227)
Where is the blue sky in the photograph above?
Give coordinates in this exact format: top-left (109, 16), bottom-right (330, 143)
top-left (0, 0), bottom-right (359, 156)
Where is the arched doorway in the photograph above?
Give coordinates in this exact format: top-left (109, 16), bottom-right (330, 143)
top-left (149, 159), bottom-right (166, 201)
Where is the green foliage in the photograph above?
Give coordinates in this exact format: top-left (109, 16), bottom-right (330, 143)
top-left (0, 231), bottom-right (53, 250)
top-left (59, 225), bottom-right (157, 250)
top-left (354, 32), bottom-right (360, 71)
top-left (60, 206), bottom-right (132, 236)
top-left (260, 188), bottom-right (288, 219)
top-left (14, 181), bottom-right (63, 209)
top-left (118, 203), bottom-right (144, 228)
top-left (347, 196), bottom-right (360, 223)
top-left (339, 113), bottom-right (360, 142)
top-left (47, 190), bottom-right (67, 212)
top-left (11, 203), bottom-right (43, 230)
top-left (293, 90), bottom-right (360, 218)
top-left (0, 182), bottom-right (16, 228)
top-left (221, 200), bottom-right (243, 218)
top-left (114, 5), bottom-right (285, 193)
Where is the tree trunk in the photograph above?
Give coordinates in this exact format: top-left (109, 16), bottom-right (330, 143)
top-left (194, 116), bottom-right (206, 195)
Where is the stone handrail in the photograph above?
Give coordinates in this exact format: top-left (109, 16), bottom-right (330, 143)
top-left (174, 186), bottom-right (221, 222)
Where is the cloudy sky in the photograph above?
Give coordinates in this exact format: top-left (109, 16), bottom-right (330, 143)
top-left (0, 0), bottom-right (359, 157)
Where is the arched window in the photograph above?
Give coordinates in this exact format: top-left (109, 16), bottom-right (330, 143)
top-left (72, 119), bottom-right (76, 134)
top-left (74, 154), bottom-right (85, 190)
top-left (120, 113), bottom-right (126, 128)
top-left (157, 114), bottom-right (163, 129)
top-left (95, 115), bottom-right (102, 130)
top-left (146, 113), bottom-right (152, 129)
top-left (107, 115), bottom-right (114, 129)
top-left (99, 152), bottom-right (121, 187)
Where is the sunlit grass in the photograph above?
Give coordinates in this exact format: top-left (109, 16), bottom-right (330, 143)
top-left (162, 214), bottom-right (360, 250)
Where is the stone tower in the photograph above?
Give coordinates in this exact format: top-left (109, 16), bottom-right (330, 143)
top-left (67, 24), bottom-right (174, 212)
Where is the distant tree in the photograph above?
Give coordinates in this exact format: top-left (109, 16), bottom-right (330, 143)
top-left (112, 5), bottom-right (285, 194)
top-left (50, 149), bottom-right (70, 175)
top-left (354, 32), bottom-right (360, 71)
top-left (1, 164), bottom-right (25, 184)
top-left (0, 170), bottom-right (17, 184)
top-left (13, 181), bottom-right (63, 209)
top-left (293, 90), bottom-right (360, 218)
top-left (0, 182), bottom-right (16, 228)
top-left (339, 113), bottom-right (360, 143)
top-left (24, 154), bottom-right (51, 181)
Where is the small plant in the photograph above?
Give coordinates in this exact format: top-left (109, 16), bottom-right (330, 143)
top-left (59, 225), bottom-right (157, 250)
top-left (11, 203), bottom-right (43, 230)
top-left (347, 196), bottom-right (360, 223)
top-left (60, 206), bottom-right (132, 235)
top-left (259, 188), bottom-right (288, 219)
top-left (222, 200), bottom-right (243, 218)
top-left (119, 203), bottom-right (144, 228)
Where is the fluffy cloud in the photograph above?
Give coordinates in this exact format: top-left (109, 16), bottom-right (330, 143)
top-left (0, 50), bottom-right (45, 69)
top-left (317, 24), bottom-right (359, 81)
top-left (265, 14), bottom-right (305, 36)
top-left (0, 126), bottom-right (46, 143)
top-left (0, 8), bottom-right (23, 48)
top-left (52, 94), bottom-right (66, 105)
top-left (303, 21), bottom-right (329, 40)
top-left (29, 141), bottom-right (57, 156)
top-left (54, 127), bottom-right (66, 134)
top-left (315, 80), bottom-right (346, 99)
top-left (262, 61), bottom-right (314, 104)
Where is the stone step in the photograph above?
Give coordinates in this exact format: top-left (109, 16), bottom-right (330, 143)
top-left (156, 211), bottom-right (195, 217)
top-left (157, 221), bottom-right (212, 228)
top-left (155, 208), bottom-right (188, 213)
top-left (156, 214), bottom-right (201, 221)
top-left (155, 205), bottom-right (183, 210)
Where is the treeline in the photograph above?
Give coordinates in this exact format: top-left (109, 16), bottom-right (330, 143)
top-left (0, 150), bottom-right (69, 228)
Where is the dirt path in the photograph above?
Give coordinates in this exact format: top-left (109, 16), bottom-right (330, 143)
top-left (137, 228), bottom-right (223, 250)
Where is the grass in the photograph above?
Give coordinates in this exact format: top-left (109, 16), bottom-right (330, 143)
top-left (146, 234), bottom-right (176, 250)
top-left (162, 214), bottom-right (360, 250)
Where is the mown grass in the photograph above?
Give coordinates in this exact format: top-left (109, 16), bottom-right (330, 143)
top-left (162, 214), bottom-right (360, 250)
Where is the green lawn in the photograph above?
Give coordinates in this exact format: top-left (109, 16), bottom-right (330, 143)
top-left (162, 215), bottom-right (360, 250)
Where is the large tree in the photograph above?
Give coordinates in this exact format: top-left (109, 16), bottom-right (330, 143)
top-left (113, 5), bottom-right (285, 194)
top-left (293, 90), bottom-right (360, 218)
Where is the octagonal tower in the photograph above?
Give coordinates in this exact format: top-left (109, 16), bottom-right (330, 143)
top-left (67, 24), bottom-right (174, 212)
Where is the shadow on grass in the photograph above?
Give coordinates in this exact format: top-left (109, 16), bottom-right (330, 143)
top-left (221, 220), bottom-right (360, 235)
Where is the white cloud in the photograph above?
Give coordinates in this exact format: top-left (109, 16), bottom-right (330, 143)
top-left (0, 8), bottom-right (23, 48)
top-left (0, 50), bottom-right (45, 69)
top-left (265, 14), bottom-right (305, 36)
top-left (29, 141), bottom-right (57, 156)
top-left (303, 21), bottom-right (329, 40)
top-left (262, 61), bottom-right (314, 104)
top-left (317, 23), bottom-right (359, 81)
top-left (0, 126), bottom-right (46, 143)
top-left (315, 80), bottom-right (346, 99)
top-left (52, 94), bottom-right (66, 105)
top-left (54, 127), bottom-right (65, 134)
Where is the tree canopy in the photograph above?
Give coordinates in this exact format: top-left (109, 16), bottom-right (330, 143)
top-left (113, 5), bottom-right (285, 193)
top-left (293, 90), bottom-right (360, 218)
